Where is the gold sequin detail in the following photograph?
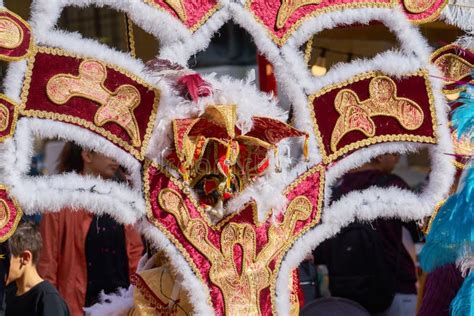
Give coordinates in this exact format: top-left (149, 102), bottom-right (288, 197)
top-left (158, 189), bottom-right (313, 315)
top-left (276, 0), bottom-right (322, 29)
top-left (403, 0), bottom-right (436, 13)
top-left (331, 76), bottom-right (424, 151)
top-left (0, 184), bottom-right (23, 242)
top-left (434, 53), bottom-right (473, 84)
top-left (451, 130), bottom-right (473, 156)
top-left (46, 59), bottom-right (142, 147)
top-left (0, 95), bottom-right (18, 143)
top-left (308, 70), bottom-right (438, 164)
top-left (0, 104), bottom-right (9, 132)
top-left (0, 199), bottom-right (9, 228)
top-left (0, 16), bottom-right (22, 49)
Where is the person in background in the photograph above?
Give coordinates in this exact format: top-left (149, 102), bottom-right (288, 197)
top-left (6, 221), bottom-right (69, 316)
top-left (314, 153), bottom-right (419, 316)
top-left (38, 142), bottom-right (144, 315)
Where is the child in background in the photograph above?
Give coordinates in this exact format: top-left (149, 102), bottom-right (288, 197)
top-left (5, 222), bottom-right (70, 316)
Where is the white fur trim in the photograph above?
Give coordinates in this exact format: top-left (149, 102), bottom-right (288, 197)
top-left (0, 118), bottom-right (145, 224)
top-left (84, 287), bottom-right (134, 316)
top-left (442, 0), bottom-right (474, 31)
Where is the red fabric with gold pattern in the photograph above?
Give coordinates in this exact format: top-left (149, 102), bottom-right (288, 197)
top-left (0, 185), bottom-right (23, 243)
top-left (310, 70), bottom-right (437, 164)
top-left (168, 105), bottom-right (307, 193)
top-left (246, 0), bottom-right (447, 46)
top-left (431, 44), bottom-right (474, 94)
top-left (0, 95), bottom-right (18, 143)
top-left (0, 9), bottom-right (32, 61)
top-left (20, 47), bottom-right (159, 160)
top-left (142, 0), bottom-right (219, 32)
top-left (144, 162), bottom-right (324, 315)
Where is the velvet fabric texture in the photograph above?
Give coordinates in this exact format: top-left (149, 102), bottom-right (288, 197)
top-left (311, 72), bottom-right (436, 162)
top-left (0, 10), bottom-right (31, 60)
top-left (145, 163), bottom-right (324, 315)
top-left (430, 44), bottom-right (474, 94)
top-left (22, 49), bottom-right (159, 160)
top-left (248, 0), bottom-right (447, 45)
top-left (0, 96), bottom-right (16, 142)
top-left (0, 187), bottom-right (22, 242)
top-left (145, 0), bottom-right (219, 30)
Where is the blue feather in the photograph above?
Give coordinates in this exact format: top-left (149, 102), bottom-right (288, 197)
top-left (419, 165), bottom-right (474, 272)
top-left (452, 85), bottom-right (474, 142)
top-left (451, 273), bottom-right (473, 316)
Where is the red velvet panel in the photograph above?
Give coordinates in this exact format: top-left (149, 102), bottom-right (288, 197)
top-left (0, 95), bottom-right (17, 142)
top-left (146, 163), bottom-right (324, 315)
top-left (431, 45), bottom-right (474, 93)
top-left (145, 0), bottom-right (219, 30)
top-left (311, 72), bottom-right (436, 163)
top-left (0, 186), bottom-right (22, 242)
top-left (22, 49), bottom-right (158, 160)
top-left (248, 0), bottom-right (446, 46)
top-left (0, 10), bottom-right (32, 60)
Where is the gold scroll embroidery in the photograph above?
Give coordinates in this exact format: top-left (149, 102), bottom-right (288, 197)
top-left (276, 0), bottom-right (322, 29)
top-left (434, 53), bottom-right (473, 84)
top-left (163, 0), bottom-right (188, 22)
top-left (0, 104), bottom-right (9, 132)
top-left (0, 199), bottom-right (9, 228)
top-left (331, 76), bottom-right (424, 151)
top-left (158, 189), bottom-right (311, 315)
top-left (0, 17), bottom-right (23, 49)
top-left (403, 0), bottom-right (437, 13)
top-left (46, 60), bottom-right (142, 147)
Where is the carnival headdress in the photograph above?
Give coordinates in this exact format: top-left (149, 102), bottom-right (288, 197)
top-left (0, 0), bottom-right (471, 314)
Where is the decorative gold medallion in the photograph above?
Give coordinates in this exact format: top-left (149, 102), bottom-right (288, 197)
top-left (403, 0), bottom-right (437, 13)
top-left (0, 16), bottom-right (23, 49)
top-left (46, 60), bottom-right (142, 147)
top-left (331, 76), bottom-right (424, 151)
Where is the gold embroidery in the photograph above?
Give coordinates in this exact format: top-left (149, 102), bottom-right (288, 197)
top-left (143, 0), bottom-right (220, 33)
top-left (0, 184), bottom-right (23, 242)
top-left (0, 104), bottom-right (8, 132)
top-left (402, 0), bottom-right (448, 24)
top-left (0, 9), bottom-right (33, 61)
top-left (246, 1), bottom-right (393, 46)
top-left (46, 60), bottom-right (142, 147)
top-left (308, 70), bottom-right (438, 164)
top-left (403, 0), bottom-right (436, 13)
top-left (158, 188), bottom-right (313, 315)
top-left (163, 0), bottom-right (187, 22)
top-left (20, 46), bottom-right (160, 160)
top-left (331, 76), bottom-right (424, 151)
top-left (0, 94), bottom-right (18, 143)
top-left (144, 161), bottom-right (325, 315)
top-left (434, 53), bottom-right (473, 84)
top-left (0, 16), bottom-right (22, 49)
top-left (276, 0), bottom-right (322, 29)
top-left (143, 161), bottom-right (213, 309)
top-left (0, 199), bottom-right (9, 228)
top-left (451, 130), bottom-right (473, 156)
